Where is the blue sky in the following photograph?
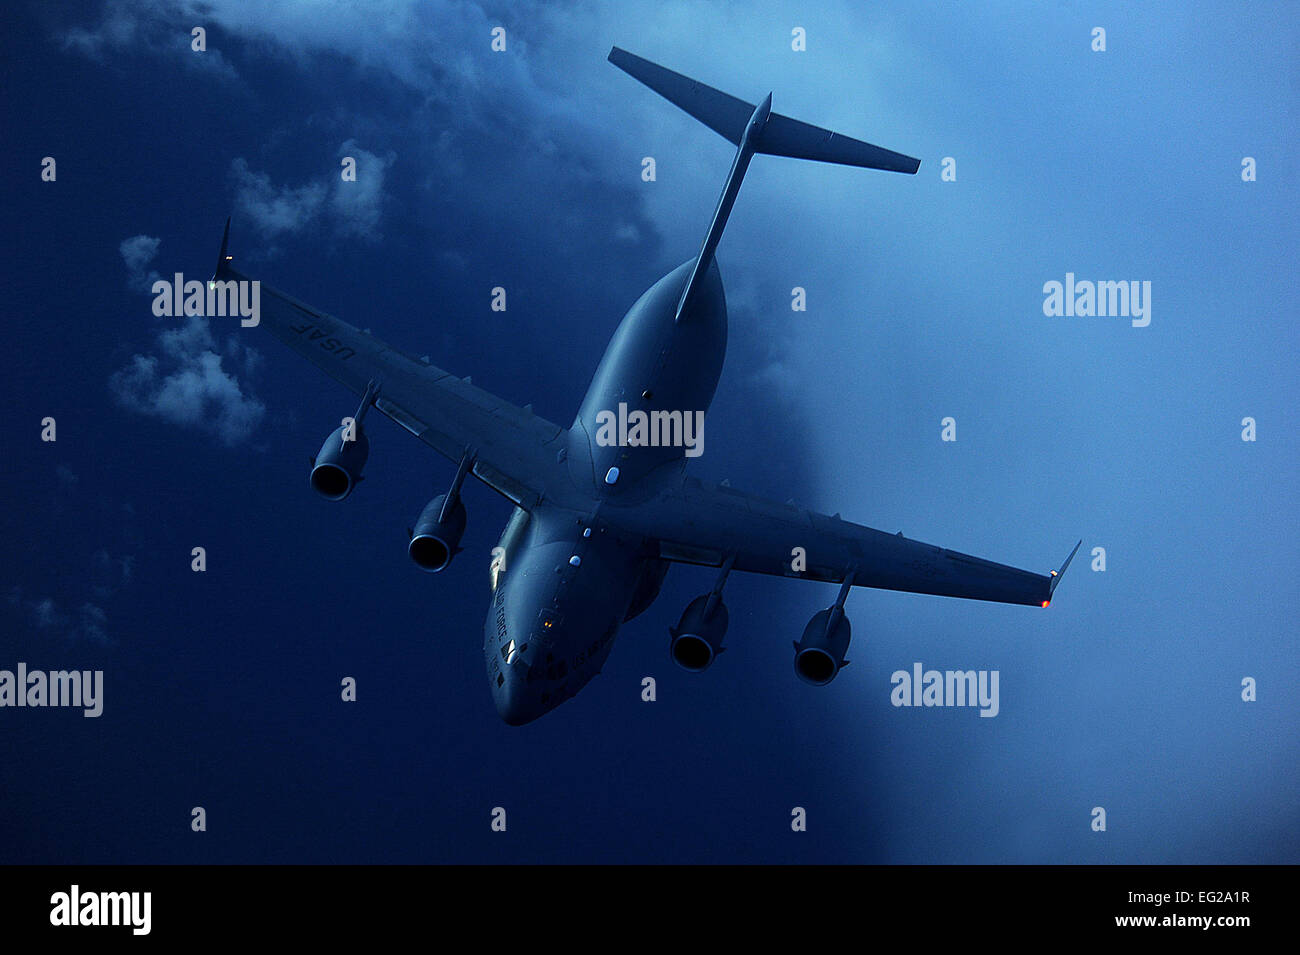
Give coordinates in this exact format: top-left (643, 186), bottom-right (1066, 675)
top-left (2, 0), bottom-right (1296, 863)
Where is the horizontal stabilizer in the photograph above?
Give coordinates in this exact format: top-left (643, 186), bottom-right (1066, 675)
top-left (608, 47), bottom-right (753, 145)
top-left (608, 46), bottom-right (920, 175)
top-left (757, 113), bottom-right (920, 174)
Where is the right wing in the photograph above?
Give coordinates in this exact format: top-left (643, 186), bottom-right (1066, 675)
top-left (602, 475), bottom-right (1079, 607)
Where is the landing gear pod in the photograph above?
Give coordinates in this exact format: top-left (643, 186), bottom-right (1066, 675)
top-left (408, 494), bottom-right (468, 572)
top-left (310, 425), bottom-right (369, 501)
top-left (670, 593), bottom-right (729, 672)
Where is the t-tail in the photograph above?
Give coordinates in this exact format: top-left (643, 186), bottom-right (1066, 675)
top-left (608, 47), bottom-right (920, 322)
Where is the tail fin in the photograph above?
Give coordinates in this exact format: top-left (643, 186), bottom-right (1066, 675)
top-left (607, 47), bottom-right (920, 174)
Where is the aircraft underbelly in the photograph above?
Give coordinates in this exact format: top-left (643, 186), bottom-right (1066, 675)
top-left (572, 258), bottom-right (728, 492)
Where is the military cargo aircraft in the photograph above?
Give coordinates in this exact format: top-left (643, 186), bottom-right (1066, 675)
top-left (212, 48), bottom-right (1078, 724)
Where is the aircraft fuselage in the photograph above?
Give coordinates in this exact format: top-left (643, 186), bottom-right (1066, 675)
top-left (485, 258), bottom-right (726, 724)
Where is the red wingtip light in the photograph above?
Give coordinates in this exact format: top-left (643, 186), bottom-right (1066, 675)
top-left (1040, 600), bottom-right (1050, 609)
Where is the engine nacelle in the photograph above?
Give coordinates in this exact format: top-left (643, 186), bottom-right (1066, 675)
top-left (408, 494), bottom-right (467, 573)
top-left (669, 594), bottom-right (728, 672)
top-left (310, 425), bottom-right (369, 501)
top-left (793, 608), bottom-right (851, 685)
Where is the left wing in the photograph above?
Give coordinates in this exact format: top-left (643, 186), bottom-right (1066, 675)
top-left (602, 475), bottom-right (1079, 607)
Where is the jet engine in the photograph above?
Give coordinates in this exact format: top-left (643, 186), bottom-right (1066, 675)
top-left (669, 593), bottom-right (729, 672)
top-left (793, 607), bottom-right (851, 685)
top-left (310, 424), bottom-right (369, 501)
top-left (408, 493), bottom-right (467, 572)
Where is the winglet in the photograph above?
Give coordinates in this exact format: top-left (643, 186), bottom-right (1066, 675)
top-left (212, 216), bottom-right (232, 281)
top-left (1048, 539), bottom-right (1082, 598)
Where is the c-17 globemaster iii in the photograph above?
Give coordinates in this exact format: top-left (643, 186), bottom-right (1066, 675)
top-left (212, 48), bottom-right (1079, 725)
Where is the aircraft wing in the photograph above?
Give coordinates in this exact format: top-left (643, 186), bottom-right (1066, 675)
top-left (603, 475), bottom-right (1079, 607)
top-left (222, 261), bottom-right (566, 507)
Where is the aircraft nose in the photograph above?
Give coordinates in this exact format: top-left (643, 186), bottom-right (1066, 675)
top-left (494, 669), bottom-right (542, 726)
top-left (496, 696), bottom-right (534, 726)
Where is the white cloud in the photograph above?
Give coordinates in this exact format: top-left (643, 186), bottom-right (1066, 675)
top-left (60, 0), bottom-right (239, 80)
top-left (114, 234), bottom-right (265, 446)
top-left (29, 597), bottom-right (67, 630)
top-left (119, 234), bottom-right (159, 272)
top-left (230, 157), bottom-right (327, 239)
top-left (333, 140), bottom-right (395, 240)
top-left (60, 0), bottom-right (143, 57)
top-left (9, 590), bottom-right (111, 645)
top-left (79, 604), bottom-right (111, 645)
top-left (119, 234), bottom-right (162, 292)
top-left (111, 342), bottom-right (266, 447)
top-left (90, 549), bottom-right (135, 599)
top-left (230, 142), bottom-right (394, 243)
